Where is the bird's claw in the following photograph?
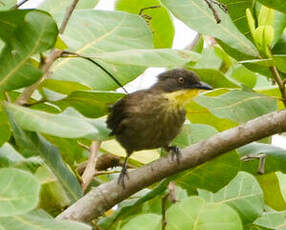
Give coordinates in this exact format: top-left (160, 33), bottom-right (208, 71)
top-left (169, 146), bottom-right (181, 163)
top-left (117, 167), bottom-right (129, 188)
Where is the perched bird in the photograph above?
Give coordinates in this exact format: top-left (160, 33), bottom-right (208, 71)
top-left (107, 68), bottom-right (212, 187)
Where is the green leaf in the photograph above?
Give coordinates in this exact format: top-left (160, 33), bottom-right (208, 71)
top-left (186, 99), bottom-right (238, 132)
top-left (257, 0), bottom-right (286, 14)
top-left (0, 143), bottom-right (42, 171)
top-left (166, 196), bottom-right (243, 230)
top-left (230, 64), bottom-right (257, 88)
top-left (218, 0), bottom-right (253, 40)
top-left (172, 123), bottom-right (218, 148)
top-left (254, 211), bottom-right (286, 229)
top-left (200, 172), bottom-right (264, 224)
top-left (191, 68), bottom-right (239, 88)
top-left (0, 168), bottom-right (40, 216)
top-left (40, 79), bottom-right (91, 95)
top-left (91, 49), bottom-right (200, 67)
top-left (115, 0), bottom-right (174, 48)
top-left (161, 0), bottom-right (258, 57)
top-left (195, 90), bottom-right (277, 123)
top-left (121, 214), bottom-right (161, 230)
top-left (0, 212), bottom-right (91, 230)
top-left (257, 172), bottom-right (286, 211)
top-left (0, 0), bottom-right (16, 10)
top-left (51, 10), bottom-right (152, 90)
top-left (99, 179), bottom-right (172, 229)
top-left (6, 113), bottom-right (83, 203)
top-left (35, 166), bottom-right (70, 216)
top-left (39, 0), bottom-right (99, 17)
top-left (55, 90), bottom-right (124, 118)
top-left (239, 55), bottom-right (286, 73)
top-left (4, 103), bottom-right (100, 139)
top-left (0, 10), bottom-right (58, 92)
top-left (176, 151), bottom-right (240, 194)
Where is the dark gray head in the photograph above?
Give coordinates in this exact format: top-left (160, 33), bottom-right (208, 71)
top-left (152, 68), bottom-right (212, 92)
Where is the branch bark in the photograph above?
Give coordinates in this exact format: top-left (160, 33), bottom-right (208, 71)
top-left (57, 109), bottom-right (286, 222)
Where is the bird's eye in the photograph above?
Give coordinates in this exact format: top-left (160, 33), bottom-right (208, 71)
top-left (178, 77), bottom-right (184, 84)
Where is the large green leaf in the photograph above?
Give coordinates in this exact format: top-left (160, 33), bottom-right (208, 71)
top-left (257, 0), bottom-right (286, 14)
top-left (90, 49), bottom-right (200, 67)
top-left (6, 112), bottom-right (83, 203)
top-left (55, 90), bottom-right (124, 118)
top-left (0, 143), bottom-right (42, 171)
top-left (39, 0), bottom-right (99, 17)
top-left (40, 79), bottom-right (91, 95)
top-left (121, 214), bottom-right (161, 230)
top-left (51, 10), bottom-right (153, 90)
top-left (161, 0), bottom-right (258, 57)
top-left (176, 151), bottom-right (240, 194)
top-left (0, 0), bottom-right (16, 10)
top-left (195, 90), bottom-right (277, 123)
top-left (186, 101), bottom-right (238, 132)
top-left (166, 196), bottom-right (243, 230)
top-left (0, 168), bottom-right (40, 216)
top-left (0, 10), bottom-right (58, 92)
top-left (218, 0), bottom-right (253, 40)
top-left (229, 64), bottom-right (257, 88)
top-left (115, 0), bottom-right (174, 48)
top-left (0, 212), bottom-right (91, 230)
top-left (35, 166), bottom-right (70, 216)
top-left (254, 211), bottom-right (286, 229)
top-left (199, 172), bottom-right (264, 224)
top-left (4, 103), bottom-right (102, 139)
top-left (191, 68), bottom-right (239, 88)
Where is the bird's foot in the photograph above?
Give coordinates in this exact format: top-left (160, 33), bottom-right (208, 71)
top-left (117, 166), bottom-right (129, 188)
top-left (166, 146), bottom-right (181, 163)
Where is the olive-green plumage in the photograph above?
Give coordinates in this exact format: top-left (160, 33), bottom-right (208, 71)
top-left (107, 68), bottom-right (212, 186)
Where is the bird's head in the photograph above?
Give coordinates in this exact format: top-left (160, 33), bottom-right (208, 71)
top-left (151, 69), bottom-right (212, 107)
top-left (153, 68), bottom-right (212, 92)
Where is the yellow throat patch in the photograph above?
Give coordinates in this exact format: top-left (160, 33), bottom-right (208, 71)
top-left (164, 89), bottom-right (200, 108)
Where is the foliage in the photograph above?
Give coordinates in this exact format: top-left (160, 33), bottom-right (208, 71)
top-left (0, 0), bottom-right (286, 229)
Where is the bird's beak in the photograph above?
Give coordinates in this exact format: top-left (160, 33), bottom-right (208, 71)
top-left (195, 81), bottom-right (213, 90)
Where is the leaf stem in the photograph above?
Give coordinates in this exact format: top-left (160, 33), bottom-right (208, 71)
top-left (269, 66), bottom-right (286, 107)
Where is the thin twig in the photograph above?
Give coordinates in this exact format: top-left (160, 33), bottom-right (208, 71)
top-left (61, 51), bottom-right (128, 93)
top-left (185, 33), bottom-right (201, 51)
top-left (203, 0), bottom-right (222, 23)
top-left (77, 141), bottom-right (90, 150)
top-left (59, 0), bottom-right (79, 34)
top-left (16, 49), bottom-right (63, 105)
top-left (161, 193), bottom-right (169, 230)
top-left (168, 181), bottom-right (177, 203)
top-left (81, 141), bottom-right (102, 192)
top-left (240, 153), bottom-right (267, 174)
top-left (4, 92), bottom-right (11, 103)
top-left (269, 66), bottom-right (286, 107)
top-left (138, 5), bottom-right (161, 15)
top-left (11, 0), bottom-right (29, 9)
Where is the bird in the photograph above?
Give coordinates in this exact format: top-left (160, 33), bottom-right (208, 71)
top-left (106, 68), bottom-right (212, 187)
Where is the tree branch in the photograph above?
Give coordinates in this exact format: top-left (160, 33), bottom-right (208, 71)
top-left (81, 141), bottom-right (101, 193)
top-left (59, 0), bottom-right (79, 34)
top-left (15, 0), bottom-right (80, 105)
top-left (57, 109), bottom-right (286, 222)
